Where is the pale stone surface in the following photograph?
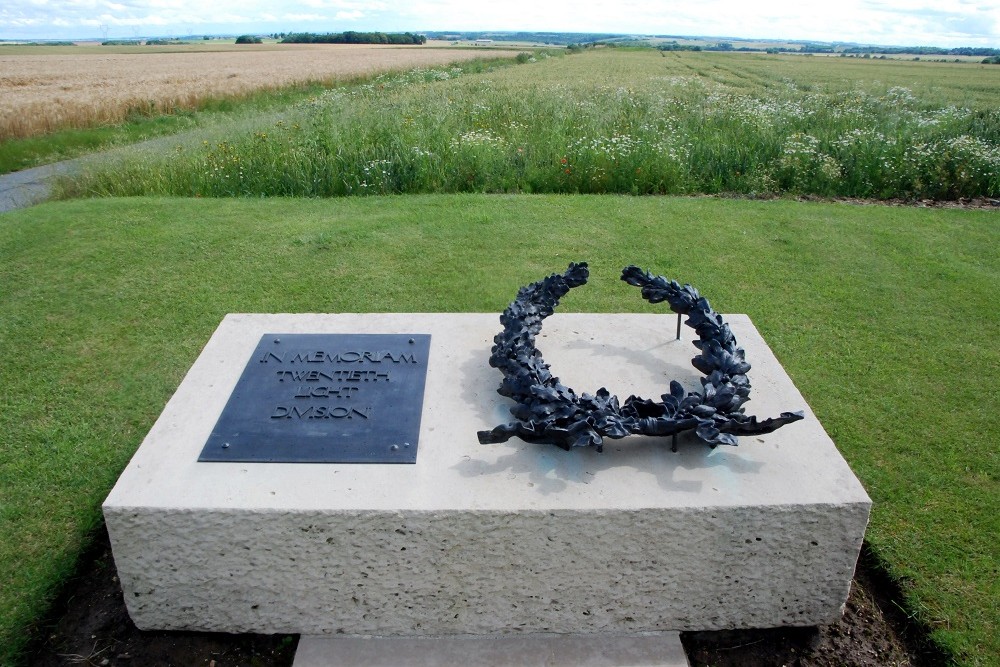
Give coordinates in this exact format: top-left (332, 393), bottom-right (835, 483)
top-left (292, 632), bottom-right (690, 667)
top-left (103, 313), bottom-right (871, 635)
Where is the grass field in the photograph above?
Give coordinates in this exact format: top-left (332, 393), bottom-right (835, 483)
top-left (65, 49), bottom-right (1000, 201)
top-left (0, 42), bottom-right (521, 141)
top-left (1, 195), bottom-right (998, 665)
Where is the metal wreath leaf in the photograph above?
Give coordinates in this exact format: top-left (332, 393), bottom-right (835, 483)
top-left (477, 262), bottom-right (804, 452)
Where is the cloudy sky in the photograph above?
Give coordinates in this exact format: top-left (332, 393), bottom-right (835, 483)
top-left (2, 0), bottom-right (998, 47)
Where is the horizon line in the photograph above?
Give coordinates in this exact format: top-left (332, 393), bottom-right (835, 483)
top-left (1, 29), bottom-right (996, 51)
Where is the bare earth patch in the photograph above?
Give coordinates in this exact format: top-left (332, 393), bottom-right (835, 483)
top-left (27, 528), bottom-right (943, 667)
top-left (0, 44), bottom-right (518, 140)
top-left (804, 195), bottom-right (1000, 210)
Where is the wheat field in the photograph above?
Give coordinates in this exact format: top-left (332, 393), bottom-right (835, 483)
top-left (0, 43), bottom-right (518, 140)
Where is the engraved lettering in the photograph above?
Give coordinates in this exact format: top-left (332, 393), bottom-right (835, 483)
top-left (288, 385), bottom-right (360, 399)
top-left (285, 350), bottom-right (415, 364)
top-left (269, 405), bottom-right (371, 419)
top-left (203, 333), bottom-right (429, 463)
top-left (277, 370), bottom-right (317, 382)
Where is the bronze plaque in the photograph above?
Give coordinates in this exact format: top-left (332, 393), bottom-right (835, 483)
top-left (199, 333), bottom-right (431, 463)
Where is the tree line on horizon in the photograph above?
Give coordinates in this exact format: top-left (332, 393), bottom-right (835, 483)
top-left (423, 31), bottom-right (622, 45)
top-left (420, 31), bottom-right (1000, 56)
top-left (279, 31), bottom-right (426, 45)
top-left (653, 40), bottom-right (1000, 57)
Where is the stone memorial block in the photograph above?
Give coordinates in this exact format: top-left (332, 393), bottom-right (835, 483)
top-left (103, 313), bottom-right (870, 636)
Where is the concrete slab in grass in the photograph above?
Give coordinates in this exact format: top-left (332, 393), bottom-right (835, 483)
top-left (103, 313), bottom-right (870, 635)
top-left (292, 632), bottom-right (690, 667)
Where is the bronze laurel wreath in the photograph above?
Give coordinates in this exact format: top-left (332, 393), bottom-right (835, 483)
top-left (477, 262), bottom-right (804, 451)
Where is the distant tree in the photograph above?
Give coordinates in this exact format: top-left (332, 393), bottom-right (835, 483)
top-left (421, 31), bottom-right (622, 45)
top-left (280, 31), bottom-right (425, 45)
top-left (235, 35), bottom-right (262, 44)
top-left (659, 41), bottom-right (702, 52)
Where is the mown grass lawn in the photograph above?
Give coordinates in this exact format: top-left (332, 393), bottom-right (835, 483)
top-left (0, 194), bottom-right (997, 665)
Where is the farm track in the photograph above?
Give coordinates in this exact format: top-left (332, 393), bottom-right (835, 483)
top-left (0, 108), bottom-right (294, 213)
top-left (0, 161), bottom-right (72, 212)
top-left (0, 141), bottom-right (169, 213)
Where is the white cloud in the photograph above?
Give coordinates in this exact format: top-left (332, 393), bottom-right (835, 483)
top-left (0, 0), bottom-right (997, 45)
top-left (300, 1), bottom-right (385, 9)
top-left (282, 13), bottom-right (327, 22)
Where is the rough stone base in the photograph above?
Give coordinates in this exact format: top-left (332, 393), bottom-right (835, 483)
top-left (103, 313), bottom-right (870, 635)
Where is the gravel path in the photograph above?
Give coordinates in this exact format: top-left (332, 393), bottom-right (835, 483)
top-left (0, 108), bottom-right (297, 214)
top-left (0, 161), bottom-right (78, 213)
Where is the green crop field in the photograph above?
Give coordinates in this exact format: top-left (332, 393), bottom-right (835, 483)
top-left (64, 49), bottom-right (1000, 201)
top-left (2, 49), bottom-right (999, 666)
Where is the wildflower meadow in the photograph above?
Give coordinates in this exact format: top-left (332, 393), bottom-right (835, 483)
top-left (65, 49), bottom-right (1000, 201)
